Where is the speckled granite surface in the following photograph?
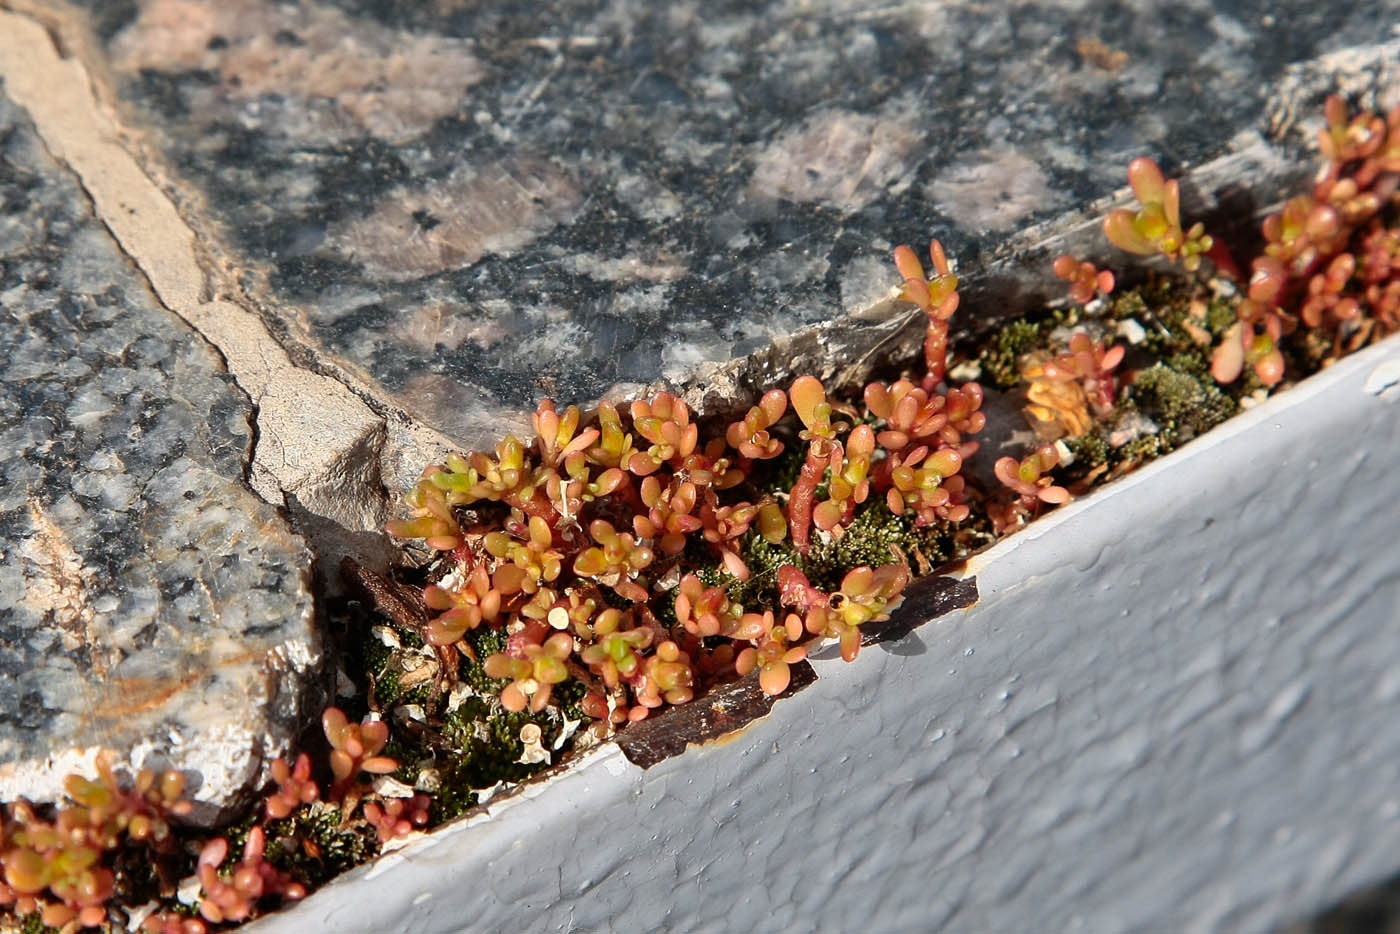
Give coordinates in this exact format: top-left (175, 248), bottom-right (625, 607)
top-left (84, 0), bottom-right (1400, 452)
top-left (0, 90), bottom-right (319, 823)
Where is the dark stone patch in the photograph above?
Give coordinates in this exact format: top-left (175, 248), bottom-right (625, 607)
top-left (78, 0), bottom-right (139, 42)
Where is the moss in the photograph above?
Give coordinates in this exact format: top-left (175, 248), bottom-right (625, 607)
top-left (650, 584), bottom-right (679, 627)
top-left (1130, 362), bottom-right (1238, 446)
top-left (746, 435), bottom-right (807, 495)
top-left (1206, 297), bottom-right (1237, 335)
top-left (15, 913), bottom-right (54, 934)
top-left (263, 803), bottom-right (378, 886)
top-left (1115, 432), bottom-right (1168, 463)
top-left (728, 501), bottom-right (955, 603)
top-left (979, 318), bottom-right (1044, 389)
top-left (326, 586), bottom-right (589, 833)
top-left (1104, 275), bottom-right (1244, 366)
top-left (1286, 325), bottom-right (1335, 374)
top-left (1164, 349), bottom-right (1210, 379)
top-left (1108, 286), bottom-right (1149, 321)
top-left (809, 503), bottom-right (949, 586)
top-left (431, 699), bottom-right (562, 823)
top-left (1064, 431), bottom-right (1111, 472)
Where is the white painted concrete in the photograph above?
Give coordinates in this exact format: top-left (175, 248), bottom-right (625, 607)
top-left (255, 333), bottom-right (1400, 933)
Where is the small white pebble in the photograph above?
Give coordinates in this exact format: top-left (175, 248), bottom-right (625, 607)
top-left (176, 875), bottom-right (201, 907)
top-left (124, 902), bottom-right (159, 931)
top-left (1238, 388), bottom-right (1270, 410)
top-left (1052, 438), bottom-right (1074, 466)
top-left (653, 564), bottom-right (683, 592)
top-left (435, 566), bottom-right (466, 593)
top-left (445, 681), bottom-right (475, 713)
top-left (518, 723), bottom-right (551, 765)
top-left (947, 360), bottom-right (983, 382)
top-left (372, 775), bottom-right (417, 798)
top-left (1108, 411), bottom-right (1159, 447)
top-left (1210, 277), bottom-right (1239, 298)
top-left (1116, 318), bottom-right (1148, 345)
top-left (553, 716), bottom-right (582, 750)
top-left (371, 625), bottom-right (401, 648)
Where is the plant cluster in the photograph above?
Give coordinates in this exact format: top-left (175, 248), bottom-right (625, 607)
top-left (383, 90), bottom-right (1400, 761)
top-left (0, 707), bottom-right (416, 932)
top-left (1095, 96), bottom-right (1400, 388)
top-left (0, 756), bottom-right (190, 931)
top-left (386, 351), bottom-right (989, 731)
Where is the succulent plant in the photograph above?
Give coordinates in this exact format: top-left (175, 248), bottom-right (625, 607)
top-left (990, 445), bottom-right (1070, 533)
top-left (629, 392), bottom-right (699, 475)
top-left (735, 611), bottom-right (808, 696)
top-left (362, 795), bottom-right (431, 845)
top-left (483, 624), bottom-right (576, 713)
top-left (194, 827), bottom-right (306, 924)
top-left (423, 564), bottom-right (504, 645)
top-left (726, 389), bottom-right (788, 460)
top-left (1037, 332), bottom-right (1125, 417)
top-left (1053, 254), bottom-right (1116, 305)
top-left (894, 240), bottom-right (961, 386)
top-left (265, 753), bottom-right (319, 822)
top-left (1103, 157), bottom-right (1214, 271)
top-left (573, 519), bottom-right (655, 603)
top-left (0, 91), bottom-right (1395, 933)
top-left (322, 708), bottom-right (398, 806)
top-left (578, 608), bottom-right (654, 688)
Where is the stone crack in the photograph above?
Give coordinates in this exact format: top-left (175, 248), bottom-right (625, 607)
top-left (0, 5), bottom-right (400, 569)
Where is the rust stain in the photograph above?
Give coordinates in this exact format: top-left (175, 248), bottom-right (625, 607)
top-left (1077, 37), bottom-right (1129, 73)
top-left (860, 574), bottom-right (979, 647)
top-left (617, 662), bottom-right (818, 769)
top-left (690, 718), bottom-right (763, 751)
top-left (19, 499), bottom-right (111, 674)
top-left (77, 649), bottom-right (263, 725)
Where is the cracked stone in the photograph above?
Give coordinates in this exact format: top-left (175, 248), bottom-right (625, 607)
top-left (0, 90), bottom-right (321, 825)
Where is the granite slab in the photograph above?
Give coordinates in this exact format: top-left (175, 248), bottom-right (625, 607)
top-left (71, 0), bottom-right (1400, 468)
top-left (0, 88), bottom-right (320, 824)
